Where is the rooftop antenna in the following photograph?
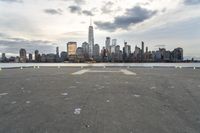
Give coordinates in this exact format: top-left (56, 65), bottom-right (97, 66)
top-left (90, 17), bottom-right (92, 26)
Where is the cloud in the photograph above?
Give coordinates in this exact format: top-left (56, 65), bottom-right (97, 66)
top-left (95, 6), bottom-right (157, 32)
top-left (0, 37), bottom-right (55, 54)
top-left (184, 0), bottom-right (200, 5)
top-left (0, 0), bottom-right (23, 3)
top-left (44, 8), bottom-right (63, 15)
top-left (68, 5), bottom-right (82, 14)
top-left (68, 5), bottom-right (94, 16)
top-left (62, 0), bottom-right (85, 5)
top-left (101, 1), bottom-right (114, 14)
top-left (82, 10), bottom-right (94, 16)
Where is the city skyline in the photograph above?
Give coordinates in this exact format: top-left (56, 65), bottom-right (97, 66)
top-left (0, 0), bottom-right (200, 59)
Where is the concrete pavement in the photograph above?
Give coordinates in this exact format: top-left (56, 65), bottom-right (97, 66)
top-left (0, 67), bottom-right (200, 133)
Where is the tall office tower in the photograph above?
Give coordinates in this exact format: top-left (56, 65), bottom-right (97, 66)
top-left (19, 48), bottom-right (27, 63)
top-left (112, 39), bottom-right (117, 46)
top-left (94, 44), bottom-right (100, 58)
top-left (105, 37), bottom-right (111, 50)
top-left (35, 50), bottom-right (39, 62)
top-left (88, 20), bottom-right (94, 58)
top-left (1, 53), bottom-right (6, 62)
top-left (29, 53), bottom-right (33, 62)
top-left (82, 42), bottom-right (89, 59)
top-left (67, 42), bottom-right (77, 62)
top-left (141, 41), bottom-right (144, 61)
top-left (56, 47), bottom-right (59, 57)
top-left (146, 47), bottom-right (148, 53)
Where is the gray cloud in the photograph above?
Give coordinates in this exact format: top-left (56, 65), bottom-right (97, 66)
top-left (101, 1), bottom-right (114, 14)
top-left (0, 37), bottom-right (55, 54)
top-left (184, 0), bottom-right (200, 5)
top-left (82, 10), bottom-right (94, 16)
top-left (0, 0), bottom-right (23, 3)
top-left (44, 8), bottom-right (63, 15)
top-left (68, 5), bottom-right (82, 14)
top-left (68, 5), bottom-right (94, 16)
top-left (95, 6), bottom-right (157, 32)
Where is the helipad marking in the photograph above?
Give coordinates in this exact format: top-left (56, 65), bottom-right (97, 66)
top-left (120, 69), bottom-right (137, 75)
top-left (72, 69), bottom-right (136, 75)
top-left (72, 69), bottom-right (89, 75)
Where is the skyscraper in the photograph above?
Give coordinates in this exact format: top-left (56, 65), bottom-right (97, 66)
top-left (56, 47), bottom-right (59, 57)
top-left (105, 37), bottom-right (111, 50)
top-left (88, 20), bottom-right (94, 58)
top-left (19, 48), bottom-right (27, 63)
top-left (141, 41), bottom-right (144, 61)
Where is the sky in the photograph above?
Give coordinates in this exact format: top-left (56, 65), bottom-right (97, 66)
top-left (0, 0), bottom-right (200, 59)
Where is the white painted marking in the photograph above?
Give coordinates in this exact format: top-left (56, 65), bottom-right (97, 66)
top-left (33, 66), bottom-right (36, 69)
top-left (26, 101), bottom-right (31, 104)
top-left (74, 108), bottom-right (81, 115)
top-left (20, 67), bottom-right (23, 70)
top-left (0, 93), bottom-right (8, 96)
top-left (150, 86), bottom-right (156, 90)
top-left (37, 66), bottom-right (40, 69)
top-left (120, 69), bottom-right (136, 75)
top-left (11, 101), bottom-right (17, 104)
top-left (61, 93), bottom-right (68, 96)
top-left (21, 87), bottom-right (24, 90)
top-left (68, 86), bottom-right (77, 89)
top-left (72, 69), bottom-right (89, 75)
top-left (194, 67), bottom-right (196, 70)
top-left (134, 94), bottom-right (141, 98)
top-left (72, 69), bottom-right (136, 75)
top-left (89, 70), bottom-right (119, 73)
top-left (106, 100), bottom-right (110, 103)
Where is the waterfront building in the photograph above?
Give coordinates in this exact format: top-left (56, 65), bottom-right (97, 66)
top-left (35, 50), bottom-right (40, 62)
top-left (172, 48), bottom-right (183, 62)
top-left (41, 54), bottom-right (46, 62)
top-left (76, 47), bottom-right (84, 62)
top-left (67, 42), bottom-right (77, 62)
top-left (82, 42), bottom-right (89, 60)
top-left (88, 21), bottom-right (94, 58)
top-left (1, 53), bottom-right (6, 62)
top-left (94, 44), bottom-right (100, 61)
top-left (60, 52), bottom-right (68, 62)
top-left (28, 53), bottom-right (33, 62)
top-left (19, 48), bottom-right (27, 63)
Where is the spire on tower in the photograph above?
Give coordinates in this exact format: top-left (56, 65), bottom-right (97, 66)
top-left (90, 17), bottom-right (92, 26)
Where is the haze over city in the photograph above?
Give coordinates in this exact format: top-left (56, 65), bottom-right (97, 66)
top-left (0, 0), bottom-right (200, 59)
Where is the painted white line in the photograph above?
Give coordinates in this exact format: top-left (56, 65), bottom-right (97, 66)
top-left (72, 69), bottom-right (89, 75)
top-left (61, 93), bottom-right (68, 96)
top-left (88, 70), bottom-right (120, 73)
top-left (72, 69), bottom-right (136, 75)
top-left (0, 93), bottom-right (8, 96)
top-left (120, 69), bottom-right (137, 75)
